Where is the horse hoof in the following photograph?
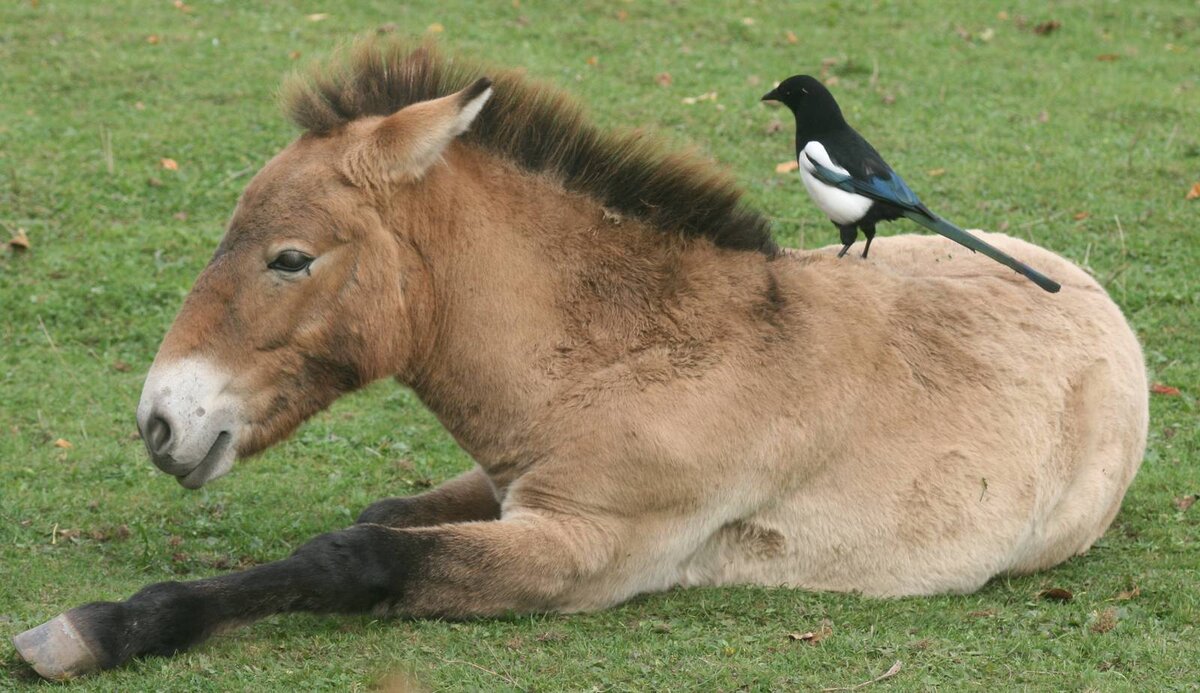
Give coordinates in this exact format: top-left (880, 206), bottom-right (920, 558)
top-left (11, 613), bottom-right (102, 681)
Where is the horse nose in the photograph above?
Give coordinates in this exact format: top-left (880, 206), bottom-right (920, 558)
top-left (144, 412), bottom-right (173, 456)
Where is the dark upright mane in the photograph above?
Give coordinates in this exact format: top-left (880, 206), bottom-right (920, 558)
top-left (282, 38), bottom-right (777, 255)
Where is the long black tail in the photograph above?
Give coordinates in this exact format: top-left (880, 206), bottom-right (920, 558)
top-left (902, 210), bottom-right (1061, 293)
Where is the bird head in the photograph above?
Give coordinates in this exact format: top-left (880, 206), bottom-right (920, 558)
top-left (762, 75), bottom-right (846, 132)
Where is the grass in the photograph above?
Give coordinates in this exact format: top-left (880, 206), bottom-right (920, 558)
top-left (1, 0), bottom-right (1197, 689)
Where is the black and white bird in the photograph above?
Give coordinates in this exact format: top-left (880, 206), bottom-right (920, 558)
top-left (763, 75), bottom-right (1060, 293)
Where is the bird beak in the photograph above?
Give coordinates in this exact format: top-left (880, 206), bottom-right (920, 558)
top-left (761, 88), bottom-right (779, 102)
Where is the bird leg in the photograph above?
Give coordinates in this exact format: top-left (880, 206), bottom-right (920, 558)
top-left (836, 223), bottom-right (857, 259)
top-left (861, 226), bottom-right (877, 259)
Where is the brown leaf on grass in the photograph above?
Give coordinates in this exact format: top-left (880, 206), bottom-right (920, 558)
top-left (1038, 587), bottom-right (1073, 602)
top-left (786, 30), bottom-right (798, 44)
top-left (426, 22), bottom-right (444, 33)
top-left (776, 160), bottom-right (799, 174)
top-left (160, 158), bottom-right (179, 171)
top-left (1150, 383), bottom-right (1181, 396)
top-left (172, 0), bottom-right (192, 12)
top-left (53, 438), bottom-right (72, 449)
top-left (615, 9), bottom-right (628, 22)
top-left (1090, 607), bottom-right (1118, 634)
top-left (112, 360), bottom-right (131, 372)
top-left (655, 72), bottom-right (672, 87)
top-left (788, 619), bottom-right (833, 644)
top-left (1033, 20), bottom-right (1061, 35)
top-left (146, 34), bottom-right (160, 45)
top-left (1174, 495), bottom-right (1197, 512)
top-left (926, 168), bottom-right (947, 177)
top-left (1096, 53), bottom-right (1119, 62)
top-left (1073, 211), bottom-right (1090, 221)
top-left (1186, 182), bottom-right (1200, 200)
top-left (586, 55), bottom-right (598, 67)
top-left (8, 228), bottom-right (30, 251)
top-left (821, 660), bottom-right (902, 692)
top-left (306, 13), bottom-right (329, 22)
top-left (1116, 585), bottom-right (1141, 601)
top-left (168, 534), bottom-right (183, 547)
top-left (288, 50), bottom-right (302, 60)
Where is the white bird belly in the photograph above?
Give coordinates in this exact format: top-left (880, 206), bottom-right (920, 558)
top-left (798, 141), bottom-right (872, 226)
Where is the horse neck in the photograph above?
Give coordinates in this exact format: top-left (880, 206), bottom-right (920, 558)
top-left (397, 145), bottom-right (773, 479)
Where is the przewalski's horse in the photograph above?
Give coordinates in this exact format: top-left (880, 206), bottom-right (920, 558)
top-left (14, 39), bottom-right (1147, 679)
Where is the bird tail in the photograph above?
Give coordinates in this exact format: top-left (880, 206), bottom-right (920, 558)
top-left (902, 210), bottom-right (1062, 293)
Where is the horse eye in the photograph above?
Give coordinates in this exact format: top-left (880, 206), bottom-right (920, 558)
top-left (268, 250), bottom-right (313, 273)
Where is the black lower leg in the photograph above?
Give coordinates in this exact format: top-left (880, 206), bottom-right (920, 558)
top-left (861, 226), bottom-right (876, 259)
top-left (67, 524), bottom-right (432, 670)
top-left (836, 223), bottom-right (857, 258)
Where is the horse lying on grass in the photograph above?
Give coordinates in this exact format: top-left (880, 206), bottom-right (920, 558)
top-left (13, 39), bottom-right (1147, 679)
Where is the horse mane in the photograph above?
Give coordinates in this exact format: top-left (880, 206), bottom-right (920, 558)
top-left (281, 38), bottom-right (777, 255)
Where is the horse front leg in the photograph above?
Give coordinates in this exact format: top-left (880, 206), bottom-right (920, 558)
top-left (356, 467), bottom-right (500, 528)
top-left (12, 515), bottom-right (619, 680)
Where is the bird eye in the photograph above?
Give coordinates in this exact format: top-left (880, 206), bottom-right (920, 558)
top-left (268, 250), bottom-right (313, 273)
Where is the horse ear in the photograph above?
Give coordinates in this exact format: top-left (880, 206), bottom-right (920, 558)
top-left (347, 77), bottom-right (493, 186)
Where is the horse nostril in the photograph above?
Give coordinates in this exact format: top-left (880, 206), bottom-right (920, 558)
top-left (146, 415), bottom-right (173, 456)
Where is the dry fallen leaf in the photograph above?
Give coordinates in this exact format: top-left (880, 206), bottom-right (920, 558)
top-left (1038, 587), bottom-right (1074, 602)
top-left (615, 9), bottom-right (628, 21)
top-left (1033, 20), bottom-right (1061, 35)
top-left (306, 13), bottom-right (329, 22)
top-left (8, 228), bottom-right (30, 251)
top-left (53, 438), bottom-right (73, 449)
top-left (1116, 585), bottom-right (1141, 600)
top-left (1174, 495), bottom-right (1197, 512)
top-left (776, 160), bottom-right (799, 174)
top-left (426, 22), bottom-right (444, 33)
top-left (1096, 53), bottom-right (1119, 62)
top-left (161, 158), bottom-right (179, 171)
top-left (586, 55), bottom-right (598, 66)
top-left (1073, 211), bottom-right (1090, 221)
top-left (1150, 383), bottom-right (1181, 396)
top-left (112, 360), bottom-right (132, 373)
top-left (1186, 182), bottom-right (1200, 200)
top-left (788, 619), bottom-right (833, 644)
top-left (681, 91), bottom-right (718, 105)
top-left (927, 168), bottom-right (947, 177)
top-left (1090, 607), bottom-right (1118, 634)
top-left (786, 30), bottom-right (798, 44)
top-left (172, 0), bottom-right (192, 12)
top-left (288, 50), bottom-right (301, 60)
top-left (146, 34), bottom-right (160, 44)
top-left (741, 17), bottom-right (756, 26)
top-left (655, 72), bottom-right (672, 87)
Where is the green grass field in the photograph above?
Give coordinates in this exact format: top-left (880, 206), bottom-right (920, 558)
top-left (2, 1), bottom-right (1197, 689)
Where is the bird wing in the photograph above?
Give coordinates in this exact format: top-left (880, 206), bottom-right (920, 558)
top-left (803, 148), bottom-right (922, 211)
top-left (804, 151), bottom-right (1061, 293)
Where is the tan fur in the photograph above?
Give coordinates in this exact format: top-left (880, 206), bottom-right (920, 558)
top-left (145, 47), bottom-right (1147, 615)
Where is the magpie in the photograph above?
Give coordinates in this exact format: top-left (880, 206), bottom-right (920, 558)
top-left (763, 75), bottom-right (1060, 293)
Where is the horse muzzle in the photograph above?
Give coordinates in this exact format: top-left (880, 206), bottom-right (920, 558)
top-left (136, 358), bottom-right (244, 489)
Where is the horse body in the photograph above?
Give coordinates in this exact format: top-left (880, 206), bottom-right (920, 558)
top-left (13, 41), bottom-right (1147, 679)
